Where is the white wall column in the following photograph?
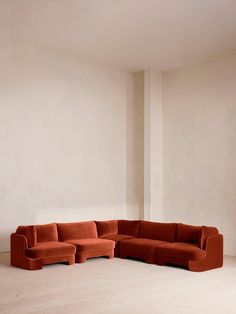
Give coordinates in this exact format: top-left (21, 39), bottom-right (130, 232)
top-left (144, 69), bottom-right (163, 221)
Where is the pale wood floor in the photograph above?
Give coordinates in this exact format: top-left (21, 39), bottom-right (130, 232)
top-left (0, 253), bottom-right (236, 314)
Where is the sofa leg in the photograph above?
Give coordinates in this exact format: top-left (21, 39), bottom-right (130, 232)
top-left (156, 256), bottom-right (165, 266)
top-left (76, 256), bottom-right (87, 263)
top-left (114, 250), bottom-right (119, 258)
top-left (119, 252), bottom-right (126, 259)
top-left (107, 251), bottom-right (114, 259)
top-left (67, 255), bottom-right (75, 265)
top-left (145, 257), bottom-right (155, 264)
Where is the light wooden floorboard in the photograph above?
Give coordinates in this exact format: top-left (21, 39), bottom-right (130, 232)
top-left (0, 253), bottom-right (236, 314)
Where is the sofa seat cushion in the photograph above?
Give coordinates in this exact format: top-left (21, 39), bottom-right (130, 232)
top-left (26, 241), bottom-right (76, 259)
top-left (65, 238), bottom-right (115, 252)
top-left (120, 238), bottom-right (168, 253)
top-left (156, 242), bottom-right (207, 260)
top-left (100, 234), bottom-right (134, 247)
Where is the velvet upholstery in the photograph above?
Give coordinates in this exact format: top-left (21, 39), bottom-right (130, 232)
top-left (26, 241), bottom-right (76, 259)
top-left (156, 234), bottom-right (223, 272)
top-left (10, 233), bottom-right (75, 270)
top-left (35, 223), bottom-right (58, 243)
top-left (16, 225), bottom-right (37, 248)
top-left (200, 226), bottom-right (219, 249)
top-left (65, 238), bottom-right (115, 263)
top-left (11, 220), bottom-right (223, 272)
top-left (138, 221), bottom-right (176, 242)
top-left (95, 220), bottom-right (118, 237)
top-left (11, 233), bottom-right (43, 270)
top-left (64, 233), bottom-right (115, 263)
top-left (120, 238), bottom-right (168, 263)
top-left (99, 233), bottom-right (134, 257)
top-left (188, 234), bottom-right (223, 271)
top-left (156, 242), bottom-right (207, 260)
top-left (176, 223), bottom-right (202, 246)
top-left (100, 233), bottom-right (134, 247)
top-left (76, 249), bottom-right (114, 263)
top-left (65, 238), bottom-right (115, 252)
top-left (57, 221), bottom-right (98, 241)
top-left (118, 220), bottom-right (140, 237)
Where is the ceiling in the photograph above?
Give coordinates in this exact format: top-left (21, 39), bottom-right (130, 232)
top-left (5, 0), bottom-right (236, 72)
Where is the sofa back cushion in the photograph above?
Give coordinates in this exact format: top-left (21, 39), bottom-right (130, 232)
top-left (138, 221), bottom-right (177, 242)
top-left (57, 221), bottom-right (98, 241)
top-left (95, 220), bottom-right (118, 237)
top-left (118, 220), bottom-right (140, 237)
top-left (35, 223), bottom-right (58, 243)
top-left (200, 226), bottom-right (219, 249)
top-left (16, 225), bottom-right (37, 248)
top-left (176, 223), bottom-right (202, 246)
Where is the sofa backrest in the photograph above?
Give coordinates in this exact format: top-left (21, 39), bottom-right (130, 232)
top-left (176, 223), bottom-right (203, 246)
top-left (95, 220), bottom-right (118, 237)
top-left (57, 221), bottom-right (98, 241)
top-left (16, 225), bottom-right (37, 247)
top-left (118, 220), bottom-right (140, 237)
top-left (138, 221), bottom-right (177, 242)
top-left (35, 223), bottom-right (58, 243)
top-left (15, 220), bottom-right (220, 249)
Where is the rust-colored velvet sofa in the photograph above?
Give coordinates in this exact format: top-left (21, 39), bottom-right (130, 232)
top-left (11, 220), bottom-right (223, 272)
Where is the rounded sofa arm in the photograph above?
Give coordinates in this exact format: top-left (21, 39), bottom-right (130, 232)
top-left (189, 234), bottom-right (223, 271)
top-left (11, 233), bottom-right (43, 270)
top-left (205, 234), bottom-right (223, 253)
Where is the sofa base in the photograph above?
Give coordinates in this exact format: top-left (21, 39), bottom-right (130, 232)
top-left (114, 247), bottom-right (119, 257)
top-left (156, 255), bottom-right (189, 269)
top-left (11, 256), bottom-right (43, 271)
top-left (42, 255), bottom-right (75, 266)
top-left (76, 249), bottom-right (114, 263)
top-left (120, 249), bottom-right (155, 264)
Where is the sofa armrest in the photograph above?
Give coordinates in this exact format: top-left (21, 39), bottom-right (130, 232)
top-left (11, 233), bottom-right (43, 270)
top-left (188, 234), bottom-right (223, 271)
top-left (205, 234), bottom-right (223, 263)
top-left (12, 232), bottom-right (28, 249)
top-left (205, 234), bottom-right (223, 253)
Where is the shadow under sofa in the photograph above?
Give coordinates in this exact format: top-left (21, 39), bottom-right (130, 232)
top-left (11, 220), bottom-right (223, 272)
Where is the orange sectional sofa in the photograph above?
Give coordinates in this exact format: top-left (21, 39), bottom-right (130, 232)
top-left (11, 220), bottom-right (223, 272)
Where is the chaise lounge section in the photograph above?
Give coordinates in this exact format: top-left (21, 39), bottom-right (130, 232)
top-left (11, 220), bottom-right (223, 272)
